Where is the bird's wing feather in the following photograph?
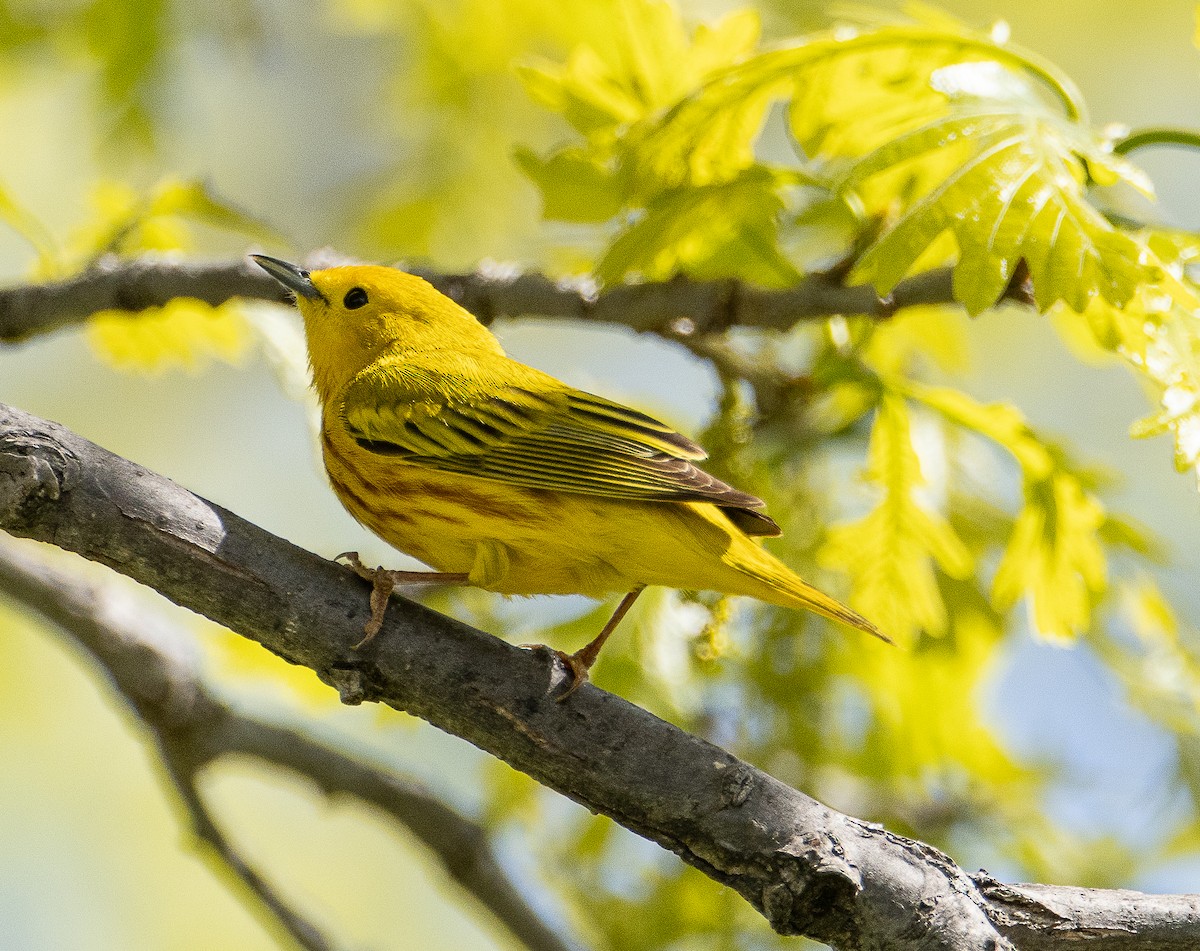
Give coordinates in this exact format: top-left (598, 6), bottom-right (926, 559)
top-left (339, 354), bottom-right (778, 530)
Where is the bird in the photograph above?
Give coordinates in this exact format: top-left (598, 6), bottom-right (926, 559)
top-left (252, 254), bottom-right (888, 698)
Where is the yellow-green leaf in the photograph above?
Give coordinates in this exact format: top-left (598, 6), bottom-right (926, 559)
top-left (1082, 289), bottom-right (1200, 480)
top-left (596, 168), bottom-right (801, 286)
top-left (790, 37), bottom-right (1040, 163)
top-left (517, 50), bottom-right (644, 135)
top-left (905, 382), bottom-right (1054, 478)
top-left (904, 383), bottom-right (1108, 638)
top-left (992, 471), bottom-right (1106, 641)
top-left (87, 298), bottom-right (251, 373)
top-left (517, 0), bottom-right (760, 140)
top-left (821, 395), bottom-right (973, 642)
top-left (65, 177), bottom-right (284, 264)
top-left (519, 0), bottom-right (765, 199)
top-left (862, 304), bottom-right (971, 375)
top-left (641, 23), bottom-right (1082, 191)
top-left (147, 178), bottom-right (284, 246)
top-left (514, 146), bottom-right (625, 223)
top-left (0, 184), bottom-right (59, 275)
top-left (845, 111), bottom-right (1157, 315)
top-left (835, 604), bottom-right (1025, 783)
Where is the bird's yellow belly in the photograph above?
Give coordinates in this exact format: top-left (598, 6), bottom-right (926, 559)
top-left (317, 424), bottom-right (882, 644)
top-left (323, 429), bottom-right (671, 597)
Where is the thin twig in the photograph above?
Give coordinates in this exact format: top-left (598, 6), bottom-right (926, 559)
top-left (222, 718), bottom-right (584, 951)
top-left (0, 536), bottom-right (580, 951)
top-left (163, 755), bottom-right (339, 951)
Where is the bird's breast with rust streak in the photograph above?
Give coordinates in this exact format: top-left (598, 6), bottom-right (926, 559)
top-left (319, 424), bottom-right (629, 596)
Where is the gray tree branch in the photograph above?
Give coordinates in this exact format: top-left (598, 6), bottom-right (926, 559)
top-left (0, 254), bottom-right (971, 345)
top-left (0, 535), bottom-right (580, 951)
top-left (2, 402), bottom-right (1197, 950)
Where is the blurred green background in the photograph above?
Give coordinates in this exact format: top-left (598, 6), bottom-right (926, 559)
top-left (3, 1), bottom-right (1200, 949)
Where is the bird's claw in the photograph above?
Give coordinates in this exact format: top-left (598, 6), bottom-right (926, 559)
top-left (336, 551), bottom-right (393, 648)
top-left (336, 551), bottom-right (380, 583)
top-left (521, 644), bottom-right (592, 701)
top-left (351, 616), bottom-right (384, 650)
top-left (552, 649), bottom-right (592, 701)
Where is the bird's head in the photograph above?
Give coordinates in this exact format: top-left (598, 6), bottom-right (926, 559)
top-left (251, 255), bottom-right (501, 399)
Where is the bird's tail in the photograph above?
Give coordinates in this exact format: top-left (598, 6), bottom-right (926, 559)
top-left (724, 534), bottom-right (892, 644)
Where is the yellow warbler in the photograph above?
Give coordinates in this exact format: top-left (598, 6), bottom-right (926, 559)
top-left (253, 255), bottom-right (887, 696)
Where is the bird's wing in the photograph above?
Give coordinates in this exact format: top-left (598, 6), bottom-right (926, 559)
top-left (339, 354), bottom-right (781, 534)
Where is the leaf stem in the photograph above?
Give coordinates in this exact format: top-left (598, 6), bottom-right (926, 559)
top-left (984, 41), bottom-right (1087, 124)
top-left (744, 26), bottom-right (1088, 124)
top-left (1112, 127), bottom-right (1200, 156)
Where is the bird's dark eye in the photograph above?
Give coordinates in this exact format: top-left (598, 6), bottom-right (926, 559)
top-left (344, 287), bottom-right (369, 309)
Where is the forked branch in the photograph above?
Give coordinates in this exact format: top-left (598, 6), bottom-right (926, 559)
top-left (0, 536), bottom-right (578, 951)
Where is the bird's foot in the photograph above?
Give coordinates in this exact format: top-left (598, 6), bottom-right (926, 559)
top-left (335, 551), bottom-right (469, 649)
top-left (545, 647), bottom-right (593, 702)
top-left (532, 585), bottom-right (647, 702)
top-left (519, 644), bottom-right (593, 701)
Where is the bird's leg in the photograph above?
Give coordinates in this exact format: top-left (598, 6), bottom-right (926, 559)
top-left (553, 585), bottom-right (646, 701)
top-left (336, 552), bottom-right (469, 649)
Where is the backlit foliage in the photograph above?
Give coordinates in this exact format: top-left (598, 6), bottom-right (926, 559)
top-left (512, 1), bottom-right (1200, 945)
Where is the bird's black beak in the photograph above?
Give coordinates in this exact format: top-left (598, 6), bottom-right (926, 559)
top-left (251, 254), bottom-right (327, 302)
